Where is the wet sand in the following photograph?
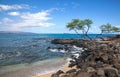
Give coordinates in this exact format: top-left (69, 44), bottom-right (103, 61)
top-left (0, 57), bottom-right (68, 77)
top-left (36, 63), bottom-right (75, 77)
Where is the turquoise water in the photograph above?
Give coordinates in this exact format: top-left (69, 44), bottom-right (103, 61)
top-left (0, 33), bottom-right (114, 66)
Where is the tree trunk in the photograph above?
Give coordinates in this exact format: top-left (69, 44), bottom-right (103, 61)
top-left (82, 29), bottom-right (86, 39)
top-left (85, 25), bottom-right (92, 40)
top-left (74, 29), bottom-right (81, 37)
top-left (96, 31), bottom-right (105, 40)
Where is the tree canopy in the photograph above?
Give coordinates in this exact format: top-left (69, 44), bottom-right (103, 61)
top-left (100, 23), bottom-right (120, 34)
top-left (66, 19), bottom-right (120, 40)
top-left (66, 19), bottom-right (84, 32)
top-left (66, 19), bottom-right (93, 39)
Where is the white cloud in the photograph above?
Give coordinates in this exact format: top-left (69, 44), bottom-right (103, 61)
top-left (20, 11), bottom-right (51, 21)
top-left (1, 18), bottom-right (13, 24)
top-left (0, 9), bottom-right (55, 31)
top-left (0, 4), bottom-right (29, 11)
top-left (8, 12), bottom-right (20, 16)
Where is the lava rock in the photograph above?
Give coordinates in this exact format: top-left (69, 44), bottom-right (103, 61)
top-left (51, 39), bottom-right (75, 44)
top-left (66, 69), bottom-right (76, 74)
top-left (95, 61), bottom-right (103, 68)
top-left (56, 70), bottom-right (64, 75)
top-left (87, 67), bottom-right (95, 73)
top-left (101, 55), bottom-right (108, 62)
top-left (97, 68), bottom-right (105, 76)
top-left (51, 74), bottom-right (59, 77)
top-left (75, 72), bottom-right (89, 77)
top-left (60, 74), bottom-right (69, 77)
top-left (104, 67), bottom-right (118, 77)
top-left (113, 63), bottom-right (120, 70)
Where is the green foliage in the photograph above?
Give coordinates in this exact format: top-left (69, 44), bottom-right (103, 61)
top-left (100, 23), bottom-right (120, 33)
top-left (66, 19), bottom-right (84, 31)
top-left (66, 19), bottom-right (93, 32)
top-left (66, 18), bottom-right (120, 40)
top-left (100, 23), bottom-right (112, 33)
top-left (84, 19), bottom-right (93, 27)
top-left (112, 26), bottom-right (120, 32)
top-left (66, 19), bottom-right (93, 40)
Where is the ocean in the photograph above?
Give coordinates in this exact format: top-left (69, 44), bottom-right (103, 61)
top-left (0, 33), bottom-right (114, 77)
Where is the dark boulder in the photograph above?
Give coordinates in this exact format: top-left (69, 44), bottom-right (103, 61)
top-left (51, 70), bottom-right (64, 77)
top-left (66, 69), bottom-right (76, 74)
top-left (95, 61), bottom-right (103, 68)
top-left (51, 74), bottom-right (59, 77)
top-left (113, 63), bottom-right (120, 70)
top-left (86, 67), bottom-right (95, 73)
top-left (51, 39), bottom-right (75, 44)
top-left (97, 68), bottom-right (105, 76)
top-left (75, 72), bottom-right (89, 77)
top-left (104, 67), bottom-right (118, 77)
top-left (56, 70), bottom-right (64, 75)
top-left (90, 72), bottom-right (99, 77)
top-left (60, 74), bottom-right (69, 77)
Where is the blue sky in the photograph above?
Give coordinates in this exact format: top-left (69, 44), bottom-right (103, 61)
top-left (0, 0), bottom-right (120, 33)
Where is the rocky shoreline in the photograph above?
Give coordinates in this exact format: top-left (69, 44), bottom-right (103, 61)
top-left (51, 35), bottom-right (120, 77)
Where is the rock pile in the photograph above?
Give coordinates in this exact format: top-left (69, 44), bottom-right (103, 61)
top-left (51, 37), bottom-right (120, 77)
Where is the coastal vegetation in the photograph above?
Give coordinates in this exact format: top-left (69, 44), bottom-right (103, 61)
top-left (100, 23), bottom-right (120, 34)
top-left (66, 19), bottom-right (120, 40)
top-left (96, 23), bottom-right (120, 40)
top-left (66, 19), bottom-right (93, 40)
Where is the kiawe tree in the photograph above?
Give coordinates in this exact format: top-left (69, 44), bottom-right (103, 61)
top-left (111, 26), bottom-right (120, 33)
top-left (96, 23), bottom-right (112, 40)
top-left (66, 19), bottom-right (93, 40)
top-left (66, 19), bottom-right (85, 37)
top-left (83, 19), bottom-right (93, 39)
top-left (99, 23), bottom-right (112, 34)
top-left (100, 23), bottom-right (120, 34)
top-left (98, 23), bottom-right (120, 39)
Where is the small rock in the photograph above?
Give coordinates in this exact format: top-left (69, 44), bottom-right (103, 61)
top-left (89, 61), bottom-right (96, 67)
top-left (101, 55), bottom-right (108, 61)
top-left (95, 61), bottom-right (103, 68)
top-left (75, 72), bottom-right (89, 77)
top-left (98, 52), bottom-right (104, 56)
top-left (66, 69), bottom-right (76, 74)
top-left (117, 54), bottom-right (120, 62)
top-left (68, 72), bottom-right (76, 77)
top-left (60, 74), bottom-right (69, 77)
top-left (91, 72), bottom-right (99, 77)
top-left (87, 67), bottom-right (95, 73)
top-left (103, 64), bottom-right (112, 67)
top-left (104, 67), bottom-right (118, 77)
top-left (97, 68), bottom-right (105, 76)
top-left (56, 70), bottom-right (64, 75)
top-left (51, 74), bottom-right (59, 77)
top-left (112, 58), bottom-right (119, 64)
top-left (76, 70), bottom-right (81, 76)
top-left (113, 63), bottom-right (120, 70)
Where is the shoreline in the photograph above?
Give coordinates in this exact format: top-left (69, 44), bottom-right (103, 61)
top-left (49, 36), bottom-right (120, 77)
top-left (0, 57), bottom-right (68, 77)
top-left (36, 62), bottom-right (75, 77)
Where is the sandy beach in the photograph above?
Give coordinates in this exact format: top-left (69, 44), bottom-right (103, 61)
top-left (36, 63), bottom-right (75, 77)
top-left (0, 57), bottom-right (69, 77)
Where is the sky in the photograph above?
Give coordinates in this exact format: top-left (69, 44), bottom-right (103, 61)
top-left (0, 0), bottom-right (120, 33)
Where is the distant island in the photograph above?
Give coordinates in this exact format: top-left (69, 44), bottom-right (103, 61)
top-left (0, 31), bottom-right (36, 34)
